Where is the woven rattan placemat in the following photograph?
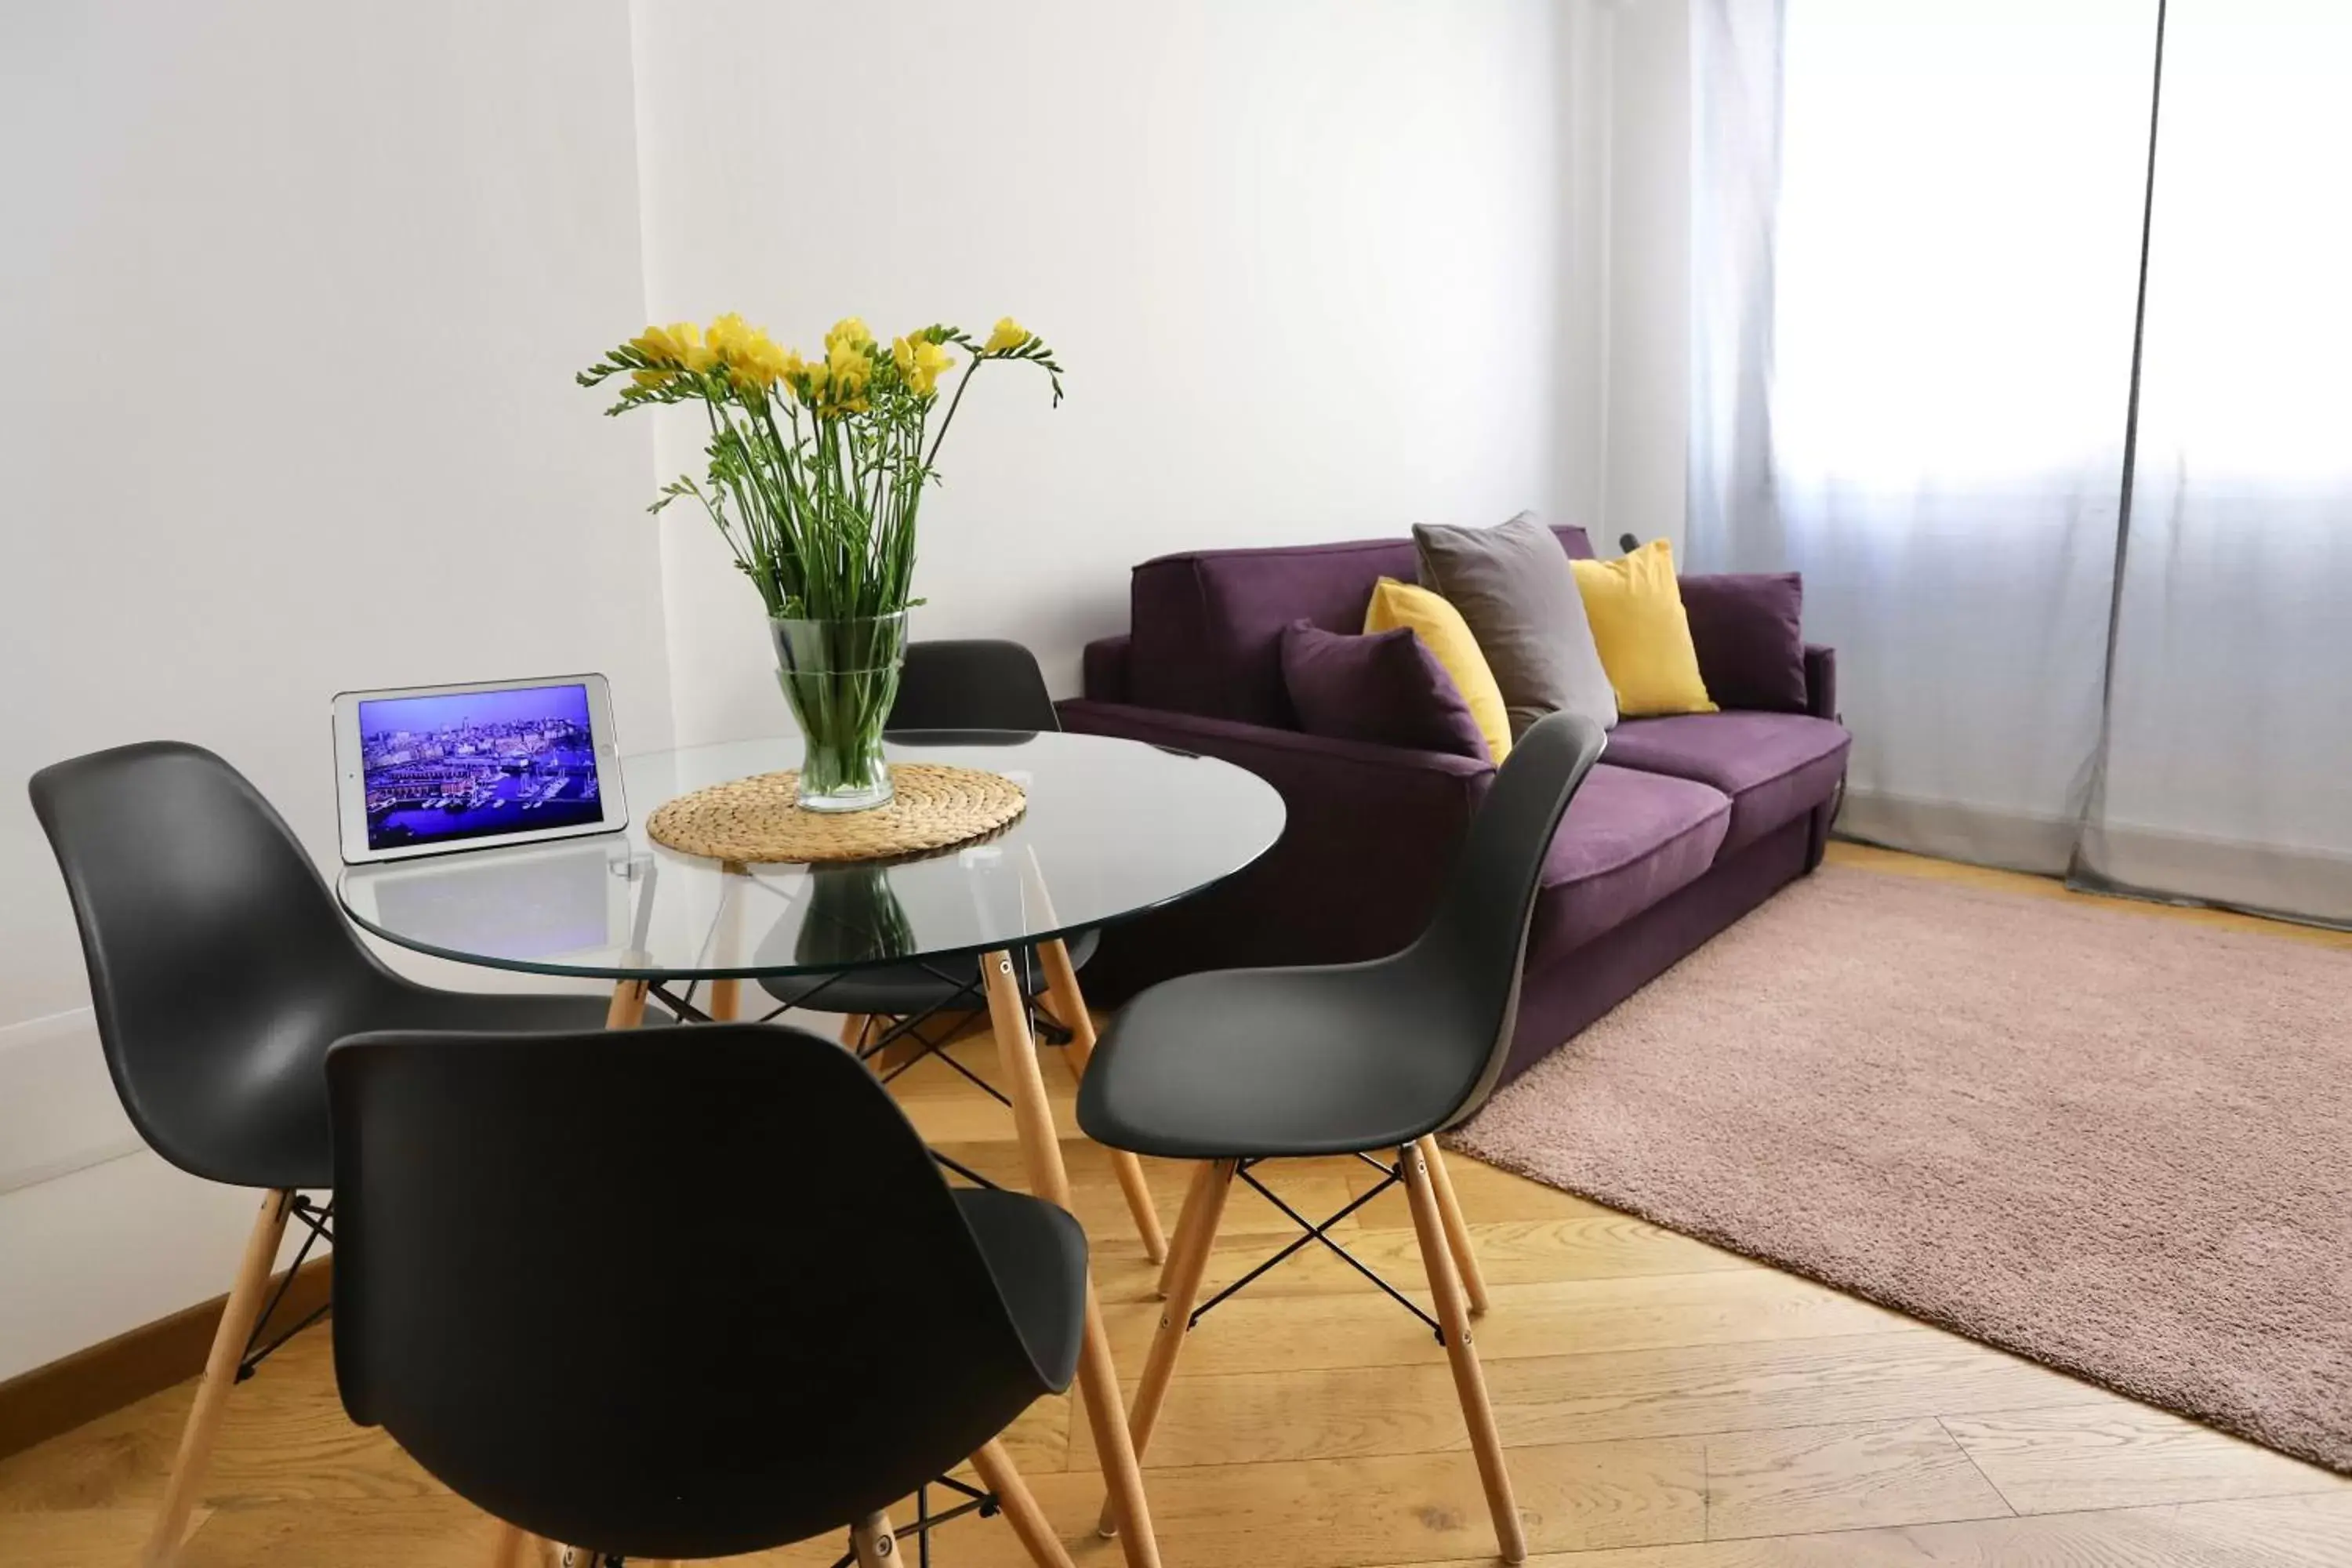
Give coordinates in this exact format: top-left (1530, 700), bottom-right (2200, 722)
top-left (644, 763), bottom-right (1025, 865)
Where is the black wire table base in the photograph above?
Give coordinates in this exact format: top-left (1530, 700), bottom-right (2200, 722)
top-left (649, 952), bottom-right (1087, 1197)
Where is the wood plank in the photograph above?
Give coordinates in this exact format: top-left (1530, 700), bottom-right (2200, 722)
top-left (0, 1256), bottom-right (332, 1463)
top-left (1097, 1269), bottom-right (1905, 1381)
top-left (935, 1139), bottom-right (1366, 1244)
top-left (1940, 1401), bottom-right (2344, 1515)
top-left (1700, 1417), bottom-right (2011, 1539)
top-left (0, 1504), bottom-right (212, 1568)
top-left (1036, 1441), bottom-right (1700, 1568)
top-left (1439, 1486), bottom-right (2352, 1566)
top-left (1089, 1218), bottom-right (1752, 1308)
top-left (1824, 841), bottom-right (2352, 953)
top-left (735, 1439), bottom-right (1700, 1568)
top-left (1071, 1330), bottom-right (2107, 1470)
top-left (1348, 1154), bottom-right (1620, 1226)
top-left (177, 1493), bottom-right (515, 1568)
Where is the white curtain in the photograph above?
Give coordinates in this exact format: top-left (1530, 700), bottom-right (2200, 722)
top-left (1692, 0), bottom-right (2350, 924)
top-left (2081, 1), bottom-right (2352, 924)
top-left (1693, 0), bottom-right (2158, 871)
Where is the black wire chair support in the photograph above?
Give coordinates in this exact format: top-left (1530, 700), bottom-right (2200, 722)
top-left (819, 1472), bottom-right (1000, 1568)
top-left (1187, 1154), bottom-right (1443, 1341)
top-left (236, 1193), bottom-right (335, 1381)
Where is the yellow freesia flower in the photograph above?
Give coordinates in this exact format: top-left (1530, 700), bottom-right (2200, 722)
top-left (670, 321), bottom-right (718, 373)
top-left (631, 367), bottom-right (673, 390)
top-left (706, 311), bottom-right (792, 390)
top-left (706, 311), bottom-right (757, 362)
top-left (825, 316), bottom-right (874, 354)
top-left (983, 317), bottom-right (1029, 354)
top-left (628, 324), bottom-right (685, 366)
top-left (891, 334), bottom-right (956, 397)
top-left (827, 336), bottom-right (873, 391)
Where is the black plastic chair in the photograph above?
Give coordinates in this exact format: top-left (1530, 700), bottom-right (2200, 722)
top-left (328, 1023), bottom-right (1084, 1567)
top-left (760, 638), bottom-right (1098, 1087)
top-left (27, 740), bottom-right (640, 1567)
top-left (1076, 711), bottom-right (1609, 1564)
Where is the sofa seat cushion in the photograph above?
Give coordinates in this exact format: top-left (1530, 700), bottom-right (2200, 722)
top-left (1528, 762), bottom-right (1731, 967)
top-left (1602, 712), bottom-right (1850, 855)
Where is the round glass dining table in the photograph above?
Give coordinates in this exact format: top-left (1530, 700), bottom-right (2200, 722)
top-left (339, 729), bottom-right (1284, 989)
top-left (337, 728), bottom-right (1284, 1568)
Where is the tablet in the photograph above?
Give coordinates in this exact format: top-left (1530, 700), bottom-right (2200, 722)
top-left (331, 673), bottom-right (628, 864)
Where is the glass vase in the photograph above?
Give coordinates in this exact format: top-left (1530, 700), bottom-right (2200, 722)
top-left (771, 612), bottom-right (907, 812)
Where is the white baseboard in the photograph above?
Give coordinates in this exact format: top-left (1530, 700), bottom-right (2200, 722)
top-left (0, 1010), bottom-right (142, 1197)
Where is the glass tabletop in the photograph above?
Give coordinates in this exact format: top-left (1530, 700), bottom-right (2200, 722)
top-left (337, 730), bottom-right (1286, 982)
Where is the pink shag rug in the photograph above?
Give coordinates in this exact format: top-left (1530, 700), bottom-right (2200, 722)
top-left (1450, 864), bottom-right (2352, 1473)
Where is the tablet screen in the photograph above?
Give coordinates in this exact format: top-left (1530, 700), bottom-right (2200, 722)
top-left (358, 681), bottom-right (606, 852)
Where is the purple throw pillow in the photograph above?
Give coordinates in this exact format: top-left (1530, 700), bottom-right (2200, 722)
top-left (1679, 573), bottom-right (1807, 712)
top-left (1279, 621), bottom-right (1493, 761)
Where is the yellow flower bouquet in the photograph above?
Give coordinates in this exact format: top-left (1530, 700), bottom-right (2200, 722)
top-left (579, 314), bottom-right (1061, 809)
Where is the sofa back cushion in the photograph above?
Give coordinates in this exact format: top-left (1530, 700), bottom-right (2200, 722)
top-left (1679, 572), bottom-right (1808, 713)
top-left (1279, 621), bottom-right (1494, 761)
top-left (1130, 526), bottom-right (1594, 726)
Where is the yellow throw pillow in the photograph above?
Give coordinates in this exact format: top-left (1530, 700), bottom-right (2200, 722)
top-left (1569, 540), bottom-right (1719, 717)
top-left (1363, 578), bottom-right (1512, 762)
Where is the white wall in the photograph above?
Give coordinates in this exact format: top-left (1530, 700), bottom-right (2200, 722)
top-left (1, 0), bottom-right (1680, 1380)
top-left (630, 0), bottom-right (1582, 741)
top-left (0, 0), bottom-right (672, 1379)
top-left (1603, 0), bottom-right (1695, 555)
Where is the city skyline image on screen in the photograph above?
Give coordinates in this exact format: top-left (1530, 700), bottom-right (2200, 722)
top-left (358, 683), bottom-right (604, 851)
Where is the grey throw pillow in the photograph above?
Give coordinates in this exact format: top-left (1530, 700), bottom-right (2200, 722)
top-left (1414, 512), bottom-right (1617, 735)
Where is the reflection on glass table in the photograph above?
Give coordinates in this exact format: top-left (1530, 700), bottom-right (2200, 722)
top-left (339, 730), bottom-right (1286, 985)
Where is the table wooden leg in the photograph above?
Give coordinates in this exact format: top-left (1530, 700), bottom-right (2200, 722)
top-left (1037, 937), bottom-right (1167, 1265)
top-left (705, 861), bottom-right (746, 1022)
top-left (982, 951), bottom-right (1163, 1568)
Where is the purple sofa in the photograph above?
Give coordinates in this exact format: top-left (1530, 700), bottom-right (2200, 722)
top-left (1058, 525), bottom-right (1852, 1087)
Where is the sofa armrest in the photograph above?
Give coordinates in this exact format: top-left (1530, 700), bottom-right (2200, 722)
top-left (1081, 635), bottom-right (1132, 702)
top-left (1054, 699), bottom-right (1496, 1001)
top-left (1803, 644), bottom-right (1838, 723)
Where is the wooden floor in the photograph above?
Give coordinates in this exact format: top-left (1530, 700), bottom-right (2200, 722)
top-left (3, 846), bottom-right (2347, 1566)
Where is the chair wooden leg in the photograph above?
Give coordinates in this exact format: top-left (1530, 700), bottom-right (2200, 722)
top-left (1098, 1158), bottom-right (1235, 1535)
top-left (972, 1438), bottom-right (1076, 1568)
top-left (604, 978), bottom-right (648, 1030)
top-left (840, 1013), bottom-right (873, 1051)
top-left (1402, 1142), bottom-right (1526, 1563)
top-left (141, 1188), bottom-right (294, 1567)
top-left (1418, 1135), bottom-right (1490, 1316)
top-left (485, 1523), bottom-right (545, 1568)
top-left (982, 951), bottom-right (1163, 1568)
top-left (1038, 937), bottom-right (1167, 1264)
top-left (850, 1509), bottom-right (902, 1567)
